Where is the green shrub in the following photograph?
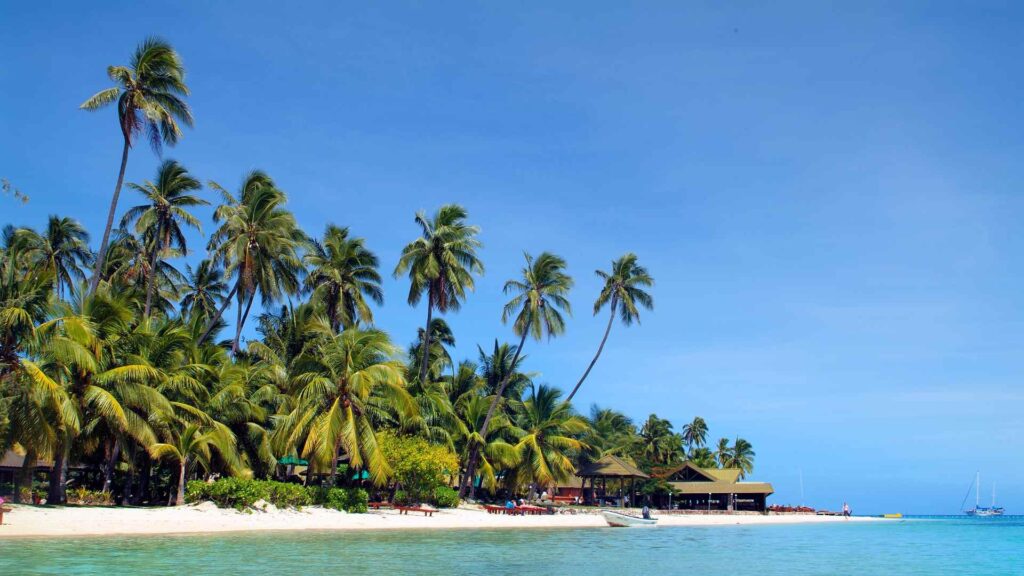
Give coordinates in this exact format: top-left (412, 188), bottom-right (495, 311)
top-left (432, 486), bottom-right (460, 508)
top-left (185, 478), bottom-right (367, 513)
top-left (267, 481), bottom-right (311, 509)
top-left (67, 486), bottom-right (113, 506)
top-left (346, 488), bottom-right (368, 513)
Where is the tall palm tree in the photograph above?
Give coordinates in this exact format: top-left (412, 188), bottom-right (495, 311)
top-left (723, 437), bottom-right (755, 479)
top-left (453, 395), bottom-right (520, 492)
top-left (120, 160), bottom-right (207, 316)
top-left (278, 328), bottom-right (415, 485)
top-left (460, 251), bottom-right (572, 498)
top-left (511, 385), bottom-right (589, 487)
top-left (567, 253), bottom-right (653, 402)
top-left (477, 340), bottom-right (531, 401)
top-left (80, 37), bottom-right (193, 295)
top-left (714, 437), bottom-right (731, 468)
top-left (203, 172), bottom-right (304, 353)
top-left (304, 225), bottom-right (383, 332)
top-left (408, 318), bottom-right (455, 387)
top-left (15, 216), bottom-right (93, 298)
top-left (681, 416), bottom-right (708, 455)
top-left (394, 204), bottom-right (483, 385)
top-left (639, 414), bottom-right (680, 466)
top-left (181, 259), bottom-right (227, 321)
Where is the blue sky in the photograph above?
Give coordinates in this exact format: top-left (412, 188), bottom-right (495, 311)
top-left (3, 1), bottom-right (1022, 514)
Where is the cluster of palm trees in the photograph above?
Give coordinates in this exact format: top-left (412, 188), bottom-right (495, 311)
top-left (0, 37), bottom-right (756, 507)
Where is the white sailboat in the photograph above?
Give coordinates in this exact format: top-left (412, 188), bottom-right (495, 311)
top-left (964, 472), bottom-right (1004, 517)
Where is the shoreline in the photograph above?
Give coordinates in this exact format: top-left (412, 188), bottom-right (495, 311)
top-left (0, 503), bottom-right (886, 539)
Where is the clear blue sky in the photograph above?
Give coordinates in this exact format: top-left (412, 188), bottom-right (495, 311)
top-left (3, 1), bottom-right (1022, 514)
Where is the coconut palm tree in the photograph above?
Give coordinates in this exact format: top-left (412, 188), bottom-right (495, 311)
top-left (639, 414), bottom-right (679, 466)
top-left (181, 260), bottom-right (227, 321)
top-left (304, 225), bottom-right (383, 332)
top-left (394, 204), bottom-right (483, 385)
top-left (723, 437), bottom-right (755, 478)
top-left (460, 251), bottom-right (572, 498)
top-left (714, 437), bottom-right (731, 468)
top-left (204, 172), bottom-right (304, 353)
top-left (408, 318), bottom-right (455, 385)
top-left (80, 37), bottom-right (193, 295)
top-left (567, 253), bottom-right (653, 402)
top-left (120, 160), bottom-right (207, 317)
top-left (149, 422), bottom-right (239, 505)
top-left (278, 328), bottom-right (415, 486)
top-left (681, 416), bottom-right (708, 455)
top-left (477, 340), bottom-right (531, 402)
top-left (689, 447), bottom-right (716, 469)
top-left (453, 394), bottom-right (520, 492)
top-left (511, 385), bottom-right (589, 487)
top-left (585, 406), bottom-right (637, 459)
top-left (15, 216), bottom-right (92, 298)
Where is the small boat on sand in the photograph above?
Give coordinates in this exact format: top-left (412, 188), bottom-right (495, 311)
top-left (601, 510), bottom-right (657, 527)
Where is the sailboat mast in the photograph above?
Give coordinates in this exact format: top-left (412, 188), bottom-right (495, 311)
top-left (976, 471), bottom-right (980, 508)
top-left (992, 482), bottom-right (996, 506)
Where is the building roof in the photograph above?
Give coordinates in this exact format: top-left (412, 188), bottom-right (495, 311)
top-left (659, 461), bottom-right (743, 483)
top-left (669, 481), bottom-right (774, 495)
top-left (577, 455), bottom-right (650, 479)
top-left (0, 449), bottom-right (54, 469)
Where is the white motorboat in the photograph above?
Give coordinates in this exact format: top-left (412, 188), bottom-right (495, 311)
top-left (601, 510), bottom-right (657, 527)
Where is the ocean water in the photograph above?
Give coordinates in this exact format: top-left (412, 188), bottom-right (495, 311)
top-left (0, 516), bottom-right (1021, 575)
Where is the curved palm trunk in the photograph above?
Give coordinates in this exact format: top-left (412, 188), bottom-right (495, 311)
top-left (102, 439), bottom-right (121, 494)
top-left (459, 324), bottom-right (530, 499)
top-left (419, 300), bottom-right (433, 385)
top-left (143, 241), bottom-right (160, 318)
top-left (89, 137), bottom-right (131, 295)
top-left (198, 277), bottom-right (240, 345)
top-left (232, 291), bottom-right (256, 354)
top-left (566, 299), bottom-right (617, 403)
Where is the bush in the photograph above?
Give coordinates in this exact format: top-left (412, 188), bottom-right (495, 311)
top-left (187, 478), bottom-right (367, 513)
top-left (67, 486), bottom-right (113, 506)
top-left (432, 486), bottom-right (460, 508)
top-left (377, 431), bottom-right (459, 505)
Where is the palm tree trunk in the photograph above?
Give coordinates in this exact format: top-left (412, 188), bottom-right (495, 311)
top-left (143, 235), bottom-right (162, 317)
top-left (566, 299), bottom-right (617, 403)
top-left (102, 439), bottom-right (121, 494)
top-left (48, 437), bottom-right (69, 505)
top-left (198, 278), bottom-right (240, 345)
top-left (419, 299), bottom-right (433, 385)
top-left (174, 459), bottom-right (187, 506)
top-left (233, 291), bottom-right (256, 354)
top-left (329, 437), bottom-right (342, 487)
top-left (89, 137), bottom-right (131, 295)
top-left (136, 454), bottom-right (152, 505)
top-left (15, 448), bottom-right (36, 503)
top-left (459, 323), bottom-right (530, 499)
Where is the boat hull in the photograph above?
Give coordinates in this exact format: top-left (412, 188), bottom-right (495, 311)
top-left (601, 510), bottom-right (657, 527)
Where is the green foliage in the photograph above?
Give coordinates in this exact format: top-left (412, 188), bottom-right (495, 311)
top-left (67, 487), bottom-right (114, 506)
top-left (187, 479), bottom-right (366, 513)
top-left (378, 431), bottom-right (459, 504)
top-left (432, 486), bottom-right (460, 508)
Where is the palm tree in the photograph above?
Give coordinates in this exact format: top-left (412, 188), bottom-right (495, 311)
top-left (460, 251), bottom-right (572, 498)
top-left (689, 447), bottom-right (716, 468)
top-left (278, 328), bottom-right (415, 485)
top-left (181, 260), bottom-right (227, 321)
top-left (204, 172), bottom-right (304, 353)
top-left (120, 160), bottom-right (207, 316)
top-left (80, 37), bottom-right (193, 295)
top-left (639, 414), bottom-right (679, 466)
top-left (453, 395), bottom-right (520, 492)
top-left (723, 437), bottom-right (755, 478)
top-left (477, 340), bottom-right (531, 401)
top-left (681, 416), bottom-right (708, 455)
top-left (714, 437), bottom-right (731, 468)
top-left (511, 385), bottom-right (589, 487)
top-left (585, 406), bottom-right (637, 459)
top-left (394, 204), bottom-right (483, 385)
top-left (15, 216), bottom-right (93, 298)
top-left (567, 253), bottom-right (653, 402)
top-left (408, 318), bottom-right (455, 388)
top-left (149, 422), bottom-right (239, 505)
top-left (304, 225), bottom-right (383, 332)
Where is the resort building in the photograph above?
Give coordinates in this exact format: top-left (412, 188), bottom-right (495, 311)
top-left (659, 462), bottom-right (774, 512)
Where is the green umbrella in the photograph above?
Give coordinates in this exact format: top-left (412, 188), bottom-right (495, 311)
top-left (351, 470), bottom-right (370, 480)
top-left (277, 455), bottom-right (309, 466)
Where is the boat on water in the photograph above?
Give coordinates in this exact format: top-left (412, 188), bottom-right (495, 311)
top-left (601, 510), bottom-right (657, 527)
top-left (963, 472), bottom-right (1004, 517)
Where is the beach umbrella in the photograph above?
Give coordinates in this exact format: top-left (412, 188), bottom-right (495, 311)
top-left (277, 456), bottom-right (309, 466)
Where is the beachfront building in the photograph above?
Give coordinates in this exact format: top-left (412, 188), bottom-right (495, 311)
top-left (660, 462), bottom-right (774, 512)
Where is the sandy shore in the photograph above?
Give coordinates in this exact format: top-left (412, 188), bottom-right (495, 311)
top-left (0, 503), bottom-right (884, 538)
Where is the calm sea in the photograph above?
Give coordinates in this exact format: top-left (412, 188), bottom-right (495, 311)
top-left (0, 516), bottom-right (1020, 575)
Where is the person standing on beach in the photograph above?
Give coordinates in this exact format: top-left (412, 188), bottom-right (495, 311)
top-left (843, 502), bottom-right (851, 517)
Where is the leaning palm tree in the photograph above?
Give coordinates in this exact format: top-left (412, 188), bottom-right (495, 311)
top-left (566, 253), bottom-right (653, 402)
top-left (304, 225), bottom-right (383, 332)
top-left (278, 328), bottom-right (415, 486)
top-left (511, 385), bottom-right (589, 488)
top-left (181, 259), bottom-right (227, 321)
top-left (203, 172), bottom-right (304, 352)
top-left (394, 205), bottom-right (483, 385)
top-left (681, 416), bottom-right (708, 455)
top-left (120, 160), bottom-right (207, 316)
top-left (80, 37), bottom-right (193, 294)
top-left (15, 216), bottom-right (92, 298)
top-left (459, 251), bottom-right (572, 498)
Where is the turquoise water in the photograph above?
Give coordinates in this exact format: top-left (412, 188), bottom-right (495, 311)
top-left (1, 517), bottom-right (1021, 575)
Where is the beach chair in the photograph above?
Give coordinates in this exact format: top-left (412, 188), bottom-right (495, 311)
top-left (397, 506), bottom-right (435, 516)
top-left (369, 502), bottom-right (394, 510)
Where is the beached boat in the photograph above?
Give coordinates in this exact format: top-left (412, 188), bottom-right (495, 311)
top-left (601, 510), bottom-right (657, 527)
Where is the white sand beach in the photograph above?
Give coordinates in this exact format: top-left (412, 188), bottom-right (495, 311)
top-left (0, 504), bottom-right (884, 538)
